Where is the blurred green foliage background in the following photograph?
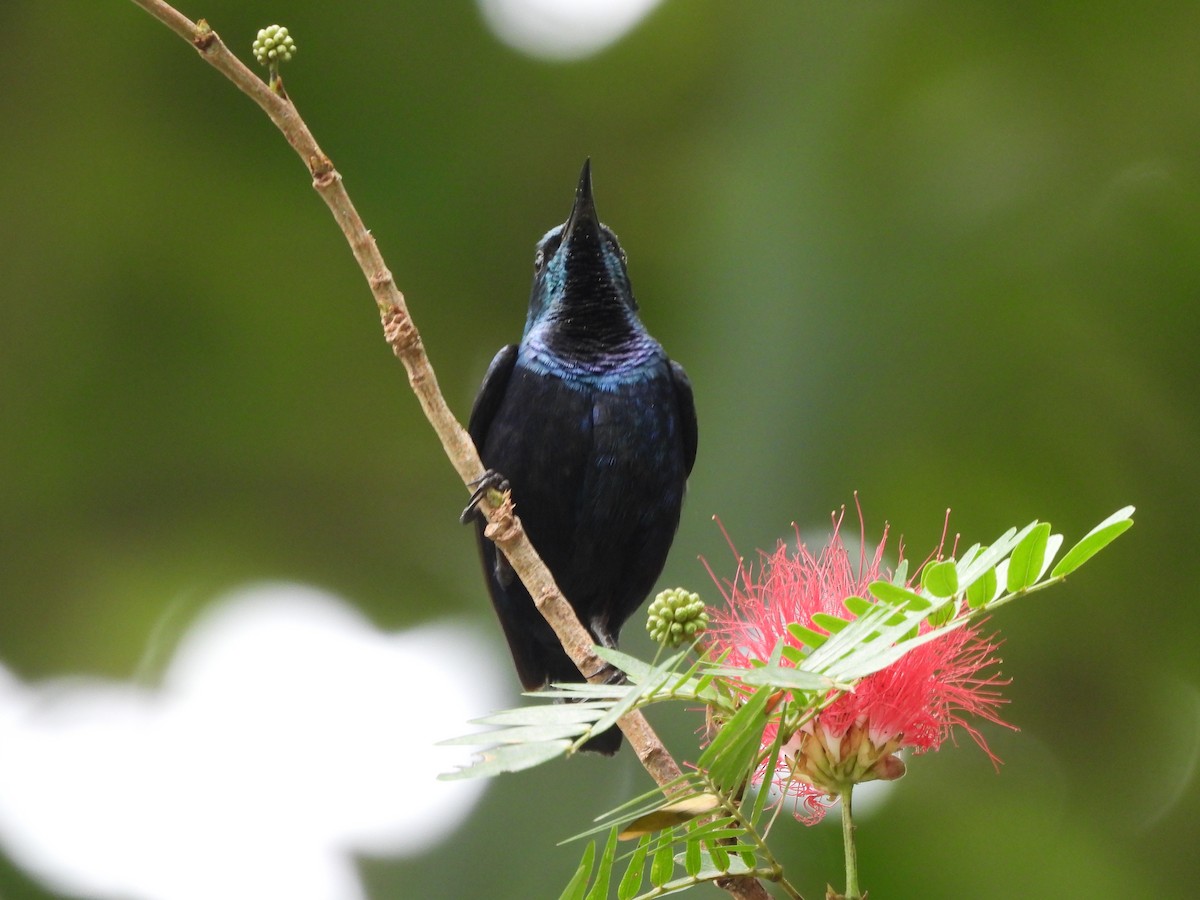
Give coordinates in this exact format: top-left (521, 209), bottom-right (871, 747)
top-left (2, 1), bottom-right (1197, 897)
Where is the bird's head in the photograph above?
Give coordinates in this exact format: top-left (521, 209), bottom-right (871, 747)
top-left (522, 161), bottom-right (644, 357)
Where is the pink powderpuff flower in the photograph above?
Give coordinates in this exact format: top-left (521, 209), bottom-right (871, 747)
top-left (704, 511), bottom-right (1014, 824)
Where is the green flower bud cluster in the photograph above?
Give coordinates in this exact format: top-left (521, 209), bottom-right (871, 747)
top-left (646, 588), bottom-right (709, 647)
top-left (252, 25), bottom-right (297, 66)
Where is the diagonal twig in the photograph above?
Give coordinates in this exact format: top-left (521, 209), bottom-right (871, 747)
top-left (126, 4), bottom-right (771, 898)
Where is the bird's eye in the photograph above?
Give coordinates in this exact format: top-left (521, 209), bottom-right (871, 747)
top-left (533, 249), bottom-right (545, 272)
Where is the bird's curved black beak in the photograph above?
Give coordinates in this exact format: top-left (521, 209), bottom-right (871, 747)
top-left (563, 158), bottom-right (601, 246)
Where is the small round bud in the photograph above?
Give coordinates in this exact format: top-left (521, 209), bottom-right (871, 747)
top-left (252, 25), bottom-right (297, 67)
top-left (646, 588), bottom-right (709, 648)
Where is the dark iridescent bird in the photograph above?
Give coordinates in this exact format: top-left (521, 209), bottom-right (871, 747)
top-left (463, 160), bottom-right (698, 754)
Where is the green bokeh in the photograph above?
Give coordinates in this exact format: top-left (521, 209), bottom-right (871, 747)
top-left (1, 2), bottom-right (1196, 897)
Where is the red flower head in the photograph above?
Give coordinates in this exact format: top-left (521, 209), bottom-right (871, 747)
top-left (705, 510), bottom-right (1014, 823)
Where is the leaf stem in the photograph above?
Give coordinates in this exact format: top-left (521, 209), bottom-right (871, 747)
top-left (705, 775), bottom-right (806, 900)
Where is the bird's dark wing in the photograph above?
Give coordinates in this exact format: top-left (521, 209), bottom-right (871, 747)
top-left (467, 345), bottom-right (518, 450)
top-left (669, 360), bottom-right (698, 478)
top-left (465, 344), bottom-right (519, 592)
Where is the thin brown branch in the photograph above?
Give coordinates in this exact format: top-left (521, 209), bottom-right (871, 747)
top-left (128, 5), bottom-right (770, 898)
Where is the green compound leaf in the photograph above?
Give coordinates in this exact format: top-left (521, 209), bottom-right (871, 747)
top-left (588, 662), bottom-right (676, 741)
top-left (731, 663), bottom-right (833, 692)
top-left (438, 723), bottom-right (590, 745)
top-left (592, 646), bottom-right (687, 687)
top-left (1007, 522), bottom-right (1052, 592)
top-left (697, 686), bottom-right (775, 790)
top-left (686, 821), bottom-right (743, 844)
top-left (1051, 506), bottom-right (1136, 578)
top-left (439, 739), bottom-right (572, 780)
top-left (459, 704), bottom-right (605, 727)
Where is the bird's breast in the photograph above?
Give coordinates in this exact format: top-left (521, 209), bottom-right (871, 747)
top-left (480, 360), bottom-right (686, 531)
top-left (477, 356), bottom-right (689, 631)
top-left (517, 334), bottom-right (664, 388)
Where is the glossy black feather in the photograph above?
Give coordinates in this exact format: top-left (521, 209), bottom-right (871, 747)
top-left (467, 161), bottom-right (697, 754)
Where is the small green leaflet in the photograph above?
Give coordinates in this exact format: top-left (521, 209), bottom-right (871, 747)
top-left (966, 566), bottom-right (998, 609)
top-left (921, 559), bottom-right (959, 597)
top-left (584, 828), bottom-right (618, 900)
top-left (842, 595), bottom-right (873, 617)
top-left (810, 612), bottom-right (849, 633)
top-left (1007, 522), bottom-right (1052, 592)
top-left (787, 621), bottom-right (828, 650)
top-left (1051, 506), bottom-right (1135, 578)
top-left (866, 580), bottom-right (932, 611)
top-left (650, 832), bottom-right (674, 887)
top-left (559, 840), bottom-right (595, 900)
top-left (684, 838), bottom-right (702, 877)
top-left (955, 522), bottom-right (1032, 591)
top-left (617, 835), bottom-right (650, 900)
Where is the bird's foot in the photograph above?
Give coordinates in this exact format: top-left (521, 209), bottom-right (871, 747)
top-left (459, 469), bottom-right (511, 524)
top-left (588, 663), bottom-right (627, 686)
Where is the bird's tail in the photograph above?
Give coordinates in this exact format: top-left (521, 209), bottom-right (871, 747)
top-left (543, 649), bottom-right (625, 755)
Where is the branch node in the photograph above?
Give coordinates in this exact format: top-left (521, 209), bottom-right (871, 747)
top-left (311, 155), bottom-right (337, 185)
top-left (483, 495), bottom-right (520, 544)
top-left (193, 18), bottom-right (216, 52)
top-left (381, 302), bottom-right (421, 356)
top-left (369, 271), bottom-right (396, 293)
